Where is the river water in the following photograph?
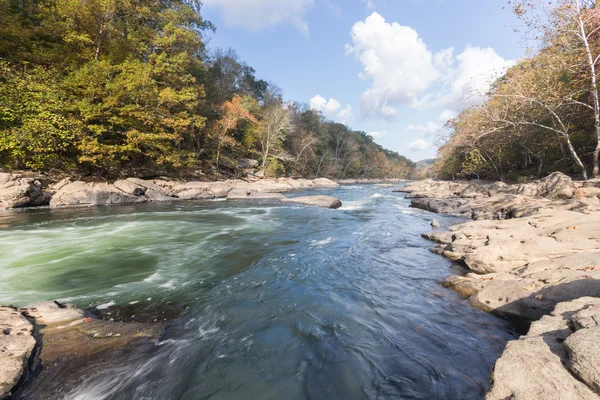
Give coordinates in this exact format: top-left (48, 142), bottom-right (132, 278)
top-left (0, 184), bottom-right (515, 400)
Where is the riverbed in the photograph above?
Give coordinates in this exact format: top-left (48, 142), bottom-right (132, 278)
top-left (0, 184), bottom-right (516, 400)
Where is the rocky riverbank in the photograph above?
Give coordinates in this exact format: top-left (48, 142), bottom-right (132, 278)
top-left (401, 172), bottom-right (600, 399)
top-left (0, 301), bottom-right (166, 399)
top-left (0, 173), bottom-right (343, 211)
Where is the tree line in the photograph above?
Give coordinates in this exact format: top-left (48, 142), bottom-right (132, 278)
top-left (0, 0), bottom-right (414, 180)
top-left (432, 0), bottom-right (600, 182)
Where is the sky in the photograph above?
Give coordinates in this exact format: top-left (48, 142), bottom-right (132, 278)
top-left (200, 0), bottom-right (524, 162)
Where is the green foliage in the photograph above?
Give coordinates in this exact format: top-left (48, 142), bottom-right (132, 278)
top-left (0, 62), bottom-right (79, 170)
top-left (0, 0), bottom-right (414, 179)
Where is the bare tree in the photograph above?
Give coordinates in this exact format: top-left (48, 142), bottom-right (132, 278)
top-left (258, 105), bottom-right (293, 168)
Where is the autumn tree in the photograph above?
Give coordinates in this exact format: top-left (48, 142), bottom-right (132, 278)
top-left (208, 96), bottom-right (257, 168)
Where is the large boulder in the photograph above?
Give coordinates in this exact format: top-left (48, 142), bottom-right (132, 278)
top-left (486, 298), bottom-right (600, 400)
top-left (124, 178), bottom-right (176, 201)
top-left (311, 178), bottom-right (340, 188)
top-left (0, 173), bottom-right (47, 209)
top-left (565, 326), bottom-right (600, 394)
top-left (282, 195), bottom-right (342, 209)
top-left (538, 171), bottom-right (576, 199)
top-left (50, 181), bottom-right (146, 208)
top-left (0, 306), bottom-right (36, 398)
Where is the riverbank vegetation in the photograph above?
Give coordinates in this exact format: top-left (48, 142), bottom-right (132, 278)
top-left (433, 0), bottom-right (600, 182)
top-left (0, 0), bottom-right (413, 180)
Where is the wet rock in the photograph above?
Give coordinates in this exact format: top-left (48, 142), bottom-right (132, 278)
top-left (0, 306), bottom-right (35, 398)
top-left (90, 301), bottom-right (186, 323)
top-left (227, 190), bottom-right (286, 200)
top-left (15, 301), bottom-right (164, 399)
top-left (282, 195), bottom-right (342, 209)
top-left (431, 218), bottom-right (440, 228)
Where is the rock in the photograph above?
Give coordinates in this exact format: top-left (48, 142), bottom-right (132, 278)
top-left (254, 170), bottom-right (265, 178)
top-left (226, 189), bottom-right (286, 200)
top-left (311, 178), bottom-right (340, 188)
top-left (565, 326), bottom-right (600, 394)
top-left (282, 195), bottom-right (342, 209)
top-left (431, 218), bottom-right (441, 228)
top-left (238, 159), bottom-right (259, 169)
top-left (22, 301), bottom-right (84, 325)
top-left (177, 188), bottom-right (215, 200)
top-left (209, 184), bottom-right (232, 198)
top-left (113, 179), bottom-right (146, 196)
top-left (537, 171), bottom-right (576, 199)
top-left (125, 178), bottom-right (176, 201)
top-left (50, 181), bottom-right (147, 208)
top-left (0, 173), bottom-right (47, 209)
top-left (16, 301), bottom-right (164, 399)
top-left (0, 306), bottom-right (36, 398)
top-left (486, 298), bottom-right (600, 400)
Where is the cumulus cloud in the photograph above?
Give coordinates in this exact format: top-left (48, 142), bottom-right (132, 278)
top-left (408, 139), bottom-right (433, 151)
top-left (310, 95), bottom-right (353, 124)
top-left (202, 0), bottom-right (314, 33)
top-left (346, 13), bottom-right (514, 119)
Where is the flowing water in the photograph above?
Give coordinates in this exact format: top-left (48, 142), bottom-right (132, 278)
top-left (0, 184), bottom-right (516, 400)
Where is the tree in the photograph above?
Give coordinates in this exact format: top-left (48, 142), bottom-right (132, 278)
top-left (208, 96), bottom-right (257, 168)
top-left (258, 105), bottom-right (293, 168)
top-left (514, 0), bottom-right (600, 177)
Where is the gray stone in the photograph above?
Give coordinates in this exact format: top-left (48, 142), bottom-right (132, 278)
top-left (0, 306), bottom-right (35, 398)
top-left (431, 218), bottom-right (441, 228)
top-left (282, 195), bottom-right (342, 209)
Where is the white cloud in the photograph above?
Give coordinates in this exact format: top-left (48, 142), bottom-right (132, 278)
top-left (337, 105), bottom-right (353, 124)
top-left (310, 95), bottom-right (341, 113)
top-left (368, 130), bottom-right (391, 139)
top-left (346, 12), bottom-right (446, 119)
top-left (408, 139), bottom-right (433, 151)
top-left (407, 122), bottom-right (442, 137)
top-left (202, 0), bottom-right (314, 33)
top-left (439, 109), bottom-right (457, 122)
top-left (310, 95), bottom-right (353, 124)
top-left (346, 13), bottom-right (514, 119)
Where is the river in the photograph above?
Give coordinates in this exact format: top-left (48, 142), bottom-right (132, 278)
top-left (0, 184), bottom-right (516, 400)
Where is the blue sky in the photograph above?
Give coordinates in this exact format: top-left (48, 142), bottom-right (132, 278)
top-left (201, 0), bottom-right (524, 161)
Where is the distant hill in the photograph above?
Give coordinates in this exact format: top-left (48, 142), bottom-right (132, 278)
top-left (415, 159), bottom-right (436, 170)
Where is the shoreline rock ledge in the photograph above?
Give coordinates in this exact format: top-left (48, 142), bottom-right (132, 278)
top-left (400, 172), bottom-right (600, 399)
top-left (0, 301), bottom-right (164, 399)
top-left (0, 174), bottom-right (343, 211)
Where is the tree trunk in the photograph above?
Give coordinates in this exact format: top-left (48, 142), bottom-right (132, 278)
top-left (565, 135), bottom-right (588, 180)
top-left (577, 2), bottom-right (600, 176)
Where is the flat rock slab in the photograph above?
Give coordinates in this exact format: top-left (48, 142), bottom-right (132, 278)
top-left (487, 298), bottom-right (600, 400)
top-left (0, 306), bottom-right (35, 398)
top-left (15, 302), bottom-right (164, 399)
top-left (282, 195), bottom-right (342, 209)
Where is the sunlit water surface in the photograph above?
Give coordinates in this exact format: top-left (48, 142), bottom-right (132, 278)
top-left (0, 184), bottom-right (515, 400)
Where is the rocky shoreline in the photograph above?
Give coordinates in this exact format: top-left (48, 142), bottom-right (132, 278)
top-left (401, 172), bottom-right (600, 399)
top-left (0, 301), bottom-right (167, 399)
top-left (0, 173), bottom-right (345, 211)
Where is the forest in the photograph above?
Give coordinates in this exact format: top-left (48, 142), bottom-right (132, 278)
top-left (0, 0), bottom-right (414, 180)
top-left (431, 0), bottom-right (600, 182)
